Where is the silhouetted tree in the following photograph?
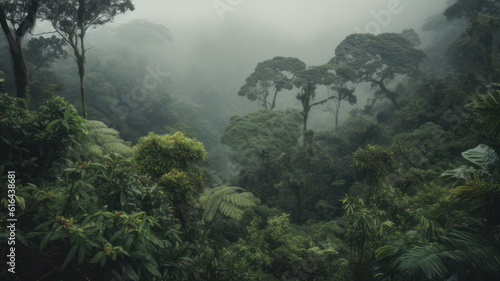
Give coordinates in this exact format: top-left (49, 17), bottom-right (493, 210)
top-left (25, 35), bottom-right (67, 75)
top-left (40, 0), bottom-right (135, 118)
top-left (0, 0), bottom-right (40, 99)
top-left (333, 33), bottom-right (425, 107)
top-left (238, 56), bottom-right (305, 109)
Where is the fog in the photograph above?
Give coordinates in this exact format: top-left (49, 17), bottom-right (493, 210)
top-left (5, 1), bottom-right (500, 279)
top-left (78, 0), bottom-right (444, 131)
top-left (27, 0), bottom-right (452, 132)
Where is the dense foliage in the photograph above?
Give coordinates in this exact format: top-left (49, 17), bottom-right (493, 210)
top-left (1, 1), bottom-right (500, 281)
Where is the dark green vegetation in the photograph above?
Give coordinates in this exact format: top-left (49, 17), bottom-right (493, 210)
top-left (1, 0), bottom-right (500, 280)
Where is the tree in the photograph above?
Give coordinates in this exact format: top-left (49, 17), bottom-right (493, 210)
top-left (114, 19), bottom-right (172, 54)
top-left (237, 59), bottom-right (340, 221)
top-left (333, 32), bottom-right (425, 107)
top-left (221, 109), bottom-right (301, 202)
top-left (133, 132), bottom-right (207, 225)
top-left (444, 0), bottom-right (500, 22)
top-left (289, 63), bottom-right (337, 221)
top-left (293, 64), bottom-right (337, 140)
top-left (39, 0), bottom-right (135, 119)
top-left (0, 0), bottom-right (40, 99)
top-left (24, 35), bottom-right (67, 75)
top-left (238, 56), bottom-right (305, 109)
top-left (341, 194), bottom-right (393, 280)
top-left (400, 28), bottom-right (422, 47)
top-left (324, 63), bottom-right (357, 132)
top-left (443, 0), bottom-right (500, 78)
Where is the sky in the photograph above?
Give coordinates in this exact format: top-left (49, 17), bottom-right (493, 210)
top-left (108, 0), bottom-right (448, 64)
top-left (106, 0), bottom-right (445, 71)
top-left (86, 0), bottom-right (451, 130)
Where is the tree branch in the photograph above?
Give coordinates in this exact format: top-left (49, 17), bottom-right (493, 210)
top-left (15, 0), bottom-right (39, 40)
top-left (310, 95), bottom-right (337, 109)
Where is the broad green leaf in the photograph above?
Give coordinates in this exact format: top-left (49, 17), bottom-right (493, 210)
top-left (61, 244), bottom-right (78, 269)
top-left (142, 260), bottom-right (162, 278)
top-left (63, 107), bottom-right (71, 120)
top-left (122, 263), bottom-right (140, 281)
top-left (39, 232), bottom-right (52, 252)
top-left (120, 191), bottom-right (126, 207)
top-left (90, 252), bottom-right (105, 265)
top-left (78, 246), bottom-right (87, 264)
top-left (46, 119), bottom-right (60, 131)
top-left (462, 144), bottom-right (498, 168)
top-left (16, 196), bottom-right (25, 210)
top-left (61, 119), bottom-right (70, 130)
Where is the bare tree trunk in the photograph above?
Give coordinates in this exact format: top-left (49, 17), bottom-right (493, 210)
top-left (10, 42), bottom-right (28, 100)
top-left (77, 56), bottom-right (86, 119)
top-left (270, 88), bottom-right (279, 110)
top-left (335, 98), bottom-right (341, 133)
top-left (78, 0), bottom-right (87, 119)
top-left (0, 3), bottom-right (38, 100)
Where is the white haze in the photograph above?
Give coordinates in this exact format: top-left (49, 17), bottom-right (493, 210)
top-left (59, 0), bottom-right (451, 130)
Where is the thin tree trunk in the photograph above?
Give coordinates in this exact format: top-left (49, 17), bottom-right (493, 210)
top-left (335, 98), bottom-right (341, 133)
top-left (78, 25), bottom-right (87, 119)
top-left (270, 88), bottom-right (279, 110)
top-left (78, 0), bottom-right (87, 119)
top-left (78, 58), bottom-right (86, 119)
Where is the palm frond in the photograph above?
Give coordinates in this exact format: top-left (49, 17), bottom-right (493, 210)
top-left (398, 244), bottom-right (448, 280)
top-left (471, 89), bottom-right (500, 136)
top-left (448, 173), bottom-right (500, 216)
top-left (387, 228), bottom-right (500, 280)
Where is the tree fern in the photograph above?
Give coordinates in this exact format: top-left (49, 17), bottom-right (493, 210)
top-left (199, 186), bottom-right (260, 222)
top-left (83, 120), bottom-right (133, 158)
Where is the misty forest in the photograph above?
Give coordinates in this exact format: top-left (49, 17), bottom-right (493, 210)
top-left (1, 0), bottom-right (500, 280)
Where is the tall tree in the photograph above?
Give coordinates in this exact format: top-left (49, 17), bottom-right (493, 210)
top-left (324, 63), bottom-right (357, 132)
top-left (238, 59), bottom-right (343, 221)
top-left (444, 0), bottom-right (500, 78)
top-left (221, 109), bottom-right (302, 202)
top-left (333, 33), bottom-right (425, 108)
top-left (287, 63), bottom-right (340, 221)
top-left (238, 56), bottom-right (305, 109)
top-left (293, 63), bottom-right (337, 135)
top-left (39, 0), bottom-right (135, 119)
top-left (0, 0), bottom-right (40, 99)
top-left (444, 0), bottom-right (500, 22)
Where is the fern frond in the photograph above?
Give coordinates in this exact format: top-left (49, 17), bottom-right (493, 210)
top-left (82, 120), bottom-right (133, 158)
top-left (199, 185), bottom-right (260, 222)
top-left (84, 120), bottom-right (109, 130)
